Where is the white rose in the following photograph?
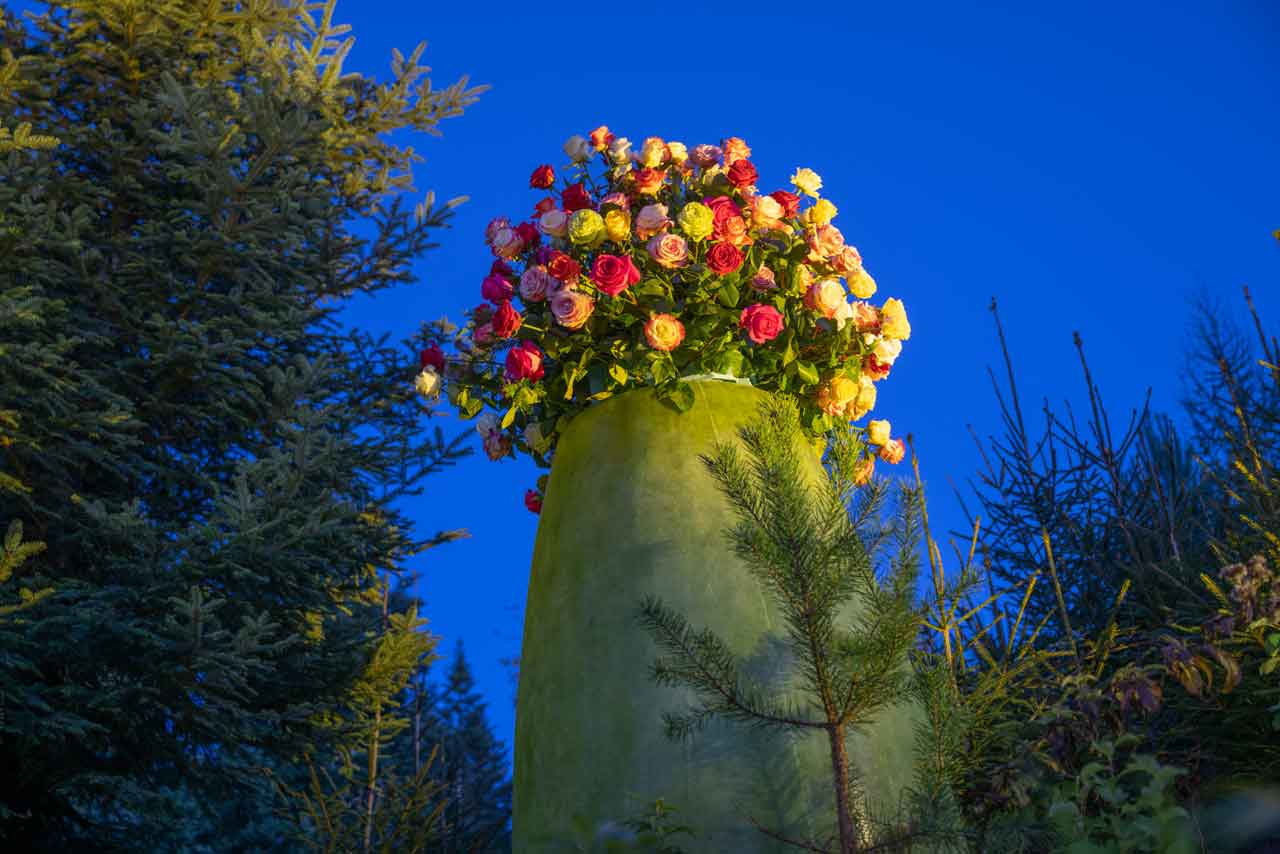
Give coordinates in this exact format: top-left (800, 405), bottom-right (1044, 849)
top-left (564, 135), bottom-right (592, 163)
top-left (833, 300), bottom-right (854, 330)
top-left (790, 167), bottom-right (823, 197)
top-left (608, 137), bottom-right (632, 165)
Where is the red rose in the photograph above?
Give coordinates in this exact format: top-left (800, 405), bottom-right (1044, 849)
top-left (591, 253), bottom-right (641, 297)
top-left (704, 194), bottom-right (738, 219)
top-left (727, 159), bottom-right (758, 189)
top-left (490, 258), bottom-right (514, 278)
top-left (529, 164), bottom-right (555, 189)
top-left (472, 303), bottom-right (493, 324)
top-left (515, 221), bottom-right (540, 248)
top-left (546, 251), bottom-right (581, 282)
top-left (705, 242), bottom-right (744, 276)
top-left (491, 300), bottom-right (523, 339)
top-left (419, 344), bottom-right (445, 373)
top-left (769, 190), bottom-right (801, 219)
top-left (481, 274), bottom-right (513, 304)
top-left (739, 304), bottom-right (785, 344)
top-left (524, 489), bottom-right (543, 514)
top-left (504, 340), bottom-right (545, 382)
top-left (533, 197), bottom-right (557, 216)
top-left (561, 182), bottom-right (594, 213)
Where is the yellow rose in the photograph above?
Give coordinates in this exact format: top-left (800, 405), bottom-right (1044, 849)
top-left (818, 376), bottom-right (858, 416)
top-left (790, 167), bottom-right (823, 197)
top-left (867, 419), bottom-right (891, 446)
top-left (848, 268), bottom-right (877, 299)
top-left (604, 209), bottom-right (631, 243)
top-left (804, 198), bottom-right (838, 227)
top-left (880, 298), bottom-right (911, 340)
top-left (676, 202), bottom-right (714, 242)
top-left (568, 209), bottom-right (606, 248)
top-left (846, 375), bottom-right (877, 420)
top-left (638, 136), bottom-right (668, 168)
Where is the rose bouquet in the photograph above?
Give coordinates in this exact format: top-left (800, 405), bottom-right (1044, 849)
top-left (415, 127), bottom-right (911, 510)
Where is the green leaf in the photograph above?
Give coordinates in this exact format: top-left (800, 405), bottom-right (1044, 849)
top-left (716, 281), bottom-right (740, 309)
top-left (609, 363), bottom-right (628, 386)
top-left (667, 381), bottom-right (695, 412)
top-left (780, 330), bottom-right (797, 366)
top-left (795, 360), bottom-right (819, 386)
top-left (500, 406), bottom-right (517, 429)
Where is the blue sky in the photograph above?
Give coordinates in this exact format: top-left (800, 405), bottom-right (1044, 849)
top-left (12, 0), bottom-right (1280, 761)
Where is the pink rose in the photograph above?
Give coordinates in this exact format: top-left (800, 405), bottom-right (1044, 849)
top-left (739, 304), bottom-right (784, 344)
top-left (504, 340), bottom-right (545, 382)
top-left (751, 266), bottom-right (778, 291)
top-left (646, 233), bottom-right (689, 269)
top-left (483, 431), bottom-right (512, 461)
top-left (690, 144), bottom-right (722, 167)
top-left (519, 265), bottom-right (553, 302)
top-left (474, 322), bottom-right (495, 347)
top-left (484, 216), bottom-right (511, 244)
top-left (600, 191), bottom-right (631, 211)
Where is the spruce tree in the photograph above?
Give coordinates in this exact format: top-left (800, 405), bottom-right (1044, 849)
top-left (0, 0), bottom-right (483, 847)
top-left (427, 642), bottom-right (513, 853)
top-left (637, 397), bottom-right (926, 854)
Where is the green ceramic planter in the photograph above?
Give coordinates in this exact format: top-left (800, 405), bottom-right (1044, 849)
top-left (513, 380), bottom-right (918, 852)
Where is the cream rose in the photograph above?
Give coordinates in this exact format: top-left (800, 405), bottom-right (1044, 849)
top-left (538, 209), bottom-right (569, 238)
top-left (804, 279), bottom-right (847, 319)
top-left (791, 167), bottom-right (823, 197)
top-left (564, 134), bottom-right (592, 163)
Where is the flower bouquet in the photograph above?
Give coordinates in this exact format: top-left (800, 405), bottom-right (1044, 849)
top-left (416, 126), bottom-right (912, 507)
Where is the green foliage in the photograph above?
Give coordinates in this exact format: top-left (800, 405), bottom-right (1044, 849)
top-left (0, 0), bottom-right (482, 846)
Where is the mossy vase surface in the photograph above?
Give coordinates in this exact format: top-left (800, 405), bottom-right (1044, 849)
top-left (513, 380), bottom-right (917, 852)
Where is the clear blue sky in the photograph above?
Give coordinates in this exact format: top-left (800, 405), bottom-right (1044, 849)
top-left (13, 0), bottom-right (1280, 761)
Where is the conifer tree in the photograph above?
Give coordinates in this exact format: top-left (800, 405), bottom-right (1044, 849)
top-left (426, 642), bottom-right (513, 853)
top-left (638, 397), bottom-right (925, 854)
top-left (0, 0), bottom-right (483, 846)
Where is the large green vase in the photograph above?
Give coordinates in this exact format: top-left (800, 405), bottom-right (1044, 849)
top-left (513, 380), bottom-right (917, 852)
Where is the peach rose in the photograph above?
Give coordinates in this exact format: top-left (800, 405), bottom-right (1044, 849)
top-left (804, 279), bottom-right (847, 319)
top-left (852, 301), bottom-right (881, 333)
top-left (829, 246), bottom-right (864, 277)
top-left (551, 290), bottom-right (595, 330)
top-left (632, 167), bottom-right (667, 195)
top-left (879, 438), bottom-right (905, 464)
top-left (751, 194), bottom-right (787, 232)
top-left (721, 136), bottom-right (751, 165)
top-left (644, 313), bottom-right (685, 352)
top-left (647, 233), bottom-right (689, 269)
top-left (846, 376), bottom-right (877, 420)
top-left (589, 125), bottom-right (614, 151)
top-left (806, 224), bottom-right (845, 262)
top-left (634, 203), bottom-right (672, 240)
